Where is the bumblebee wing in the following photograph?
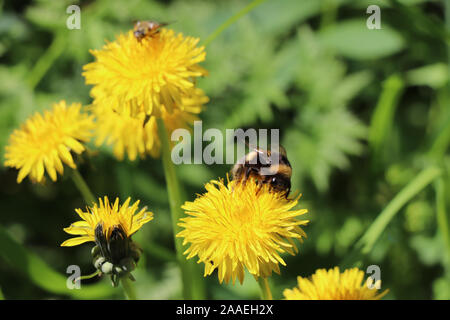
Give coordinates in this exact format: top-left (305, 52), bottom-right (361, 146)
top-left (279, 145), bottom-right (287, 158)
top-left (160, 21), bottom-right (176, 27)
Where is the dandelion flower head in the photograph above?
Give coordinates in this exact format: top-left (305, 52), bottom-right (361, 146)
top-left (83, 28), bottom-right (208, 160)
top-left (4, 100), bottom-right (95, 183)
top-left (61, 196), bottom-right (153, 248)
top-left (177, 178), bottom-right (309, 285)
top-left (283, 267), bottom-right (389, 300)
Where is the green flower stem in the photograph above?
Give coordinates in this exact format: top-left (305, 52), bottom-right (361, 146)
top-left (435, 178), bottom-right (450, 265)
top-left (202, 0), bottom-right (267, 47)
top-left (77, 270), bottom-right (101, 283)
top-left (157, 118), bottom-right (206, 300)
top-left (26, 32), bottom-right (66, 90)
top-left (446, 0), bottom-right (450, 75)
top-left (257, 277), bottom-right (273, 300)
top-left (71, 169), bottom-right (96, 206)
top-left (121, 277), bottom-right (137, 300)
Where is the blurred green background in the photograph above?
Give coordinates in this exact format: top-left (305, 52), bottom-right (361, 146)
top-left (0, 0), bottom-right (449, 300)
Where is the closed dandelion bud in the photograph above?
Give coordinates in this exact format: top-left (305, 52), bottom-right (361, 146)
top-left (91, 245), bottom-right (100, 258)
top-left (94, 256), bottom-right (106, 270)
top-left (61, 196), bottom-right (154, 287)
top-left (129, 242), bottom-right (142, 262)
top-left (118, 258), bottom-right (132, 273)
top-left (101, 262), bottom-right (114, 275)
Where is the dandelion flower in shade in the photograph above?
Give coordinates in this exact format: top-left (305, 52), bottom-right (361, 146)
top-left (92, 88), bottom-right (206, 161)
top-left (283, 267), bottom-right (389, 300)
top-left (177, 178), bottom-right (309, 285)
top-left (61, 196), bottom-right (153, 286)
top-left (4, 101), bottom-right (95, 183)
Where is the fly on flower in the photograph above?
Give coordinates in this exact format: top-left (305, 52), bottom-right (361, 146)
top-left (133, 20), bottom-right (170, 41)
top-left (83, 25), bottom-right (208, 161)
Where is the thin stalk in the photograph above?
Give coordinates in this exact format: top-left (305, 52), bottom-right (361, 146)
top-left (368, 74), bottom-right (405, 166)
top-left (71, 169), bottom-right (96, 205)
top-left (341, 166), bottom-right (442, 268)
top-left (257, 277), bottom-right (273, 300)
top-left (446, 0), bottom-right (450, 76)
top-left (26, 32), bottom-right (66, 90)
top-left (144, 242), bottom-right (177, 263)
top-left (76, 270), bottom-right (101, 283)
top-left (121, 277), bottom-right (137, 300)
top-left (320, 0), bottom-right (338, 30)
top-left (357, 166), bottom-right (442, 255)
top-left (157, 118), bottom-right (205, 299)
top-left (435, 178), bottom-right (450, 264)
top-left (202, 0), bottom-right (267, 47)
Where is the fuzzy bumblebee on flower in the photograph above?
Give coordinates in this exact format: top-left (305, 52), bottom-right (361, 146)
top-left (177, 176), bottom-right (309, 290)
top-left (61, 196), bottom-right (153, 288)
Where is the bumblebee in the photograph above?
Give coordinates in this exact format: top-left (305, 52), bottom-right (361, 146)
top-left (230, 145), bottom-right (292, 197)
top-left (133, 20), bottom-right (168, 41)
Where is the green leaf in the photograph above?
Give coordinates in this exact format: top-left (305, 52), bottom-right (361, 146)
top-left (341, 166), bottom-right (443, 268)
top-left (357, 166), bottom-right (442, 255)
top-left (406, 63), bottom-right (449, 89)
top-left (319, 19), bottom-right (405, 60)
top-left (0, 225), bottom-right (114, 299)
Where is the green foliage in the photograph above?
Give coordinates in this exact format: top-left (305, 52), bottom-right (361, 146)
top-left (0, 0), bottom-right (449, 300)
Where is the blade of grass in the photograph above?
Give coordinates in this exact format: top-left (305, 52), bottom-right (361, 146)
top-left (71, 169), bottom-right (96, 206)
top-left (429, 118), bottom-right (450, 159)
top-left (144, 242), bottom-right (177, 263)
top-left (342, 166), bottom-right (442, 268)
top-left (358, 166), bottom-right (442, 254)
top-left (202, 0), bottom-right (268, 47)
top-left (368, 74), bottom-right (404, 165)
top-left (0, 224), bottom-right (114, 299)
top-left (435, 178), bottom-right (450, 263)
top-left (26, 32), bottom-right (66, 90)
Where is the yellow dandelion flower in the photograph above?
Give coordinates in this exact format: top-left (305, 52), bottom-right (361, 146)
top-left (177, 178), bottom-right (309, 285)
top-left (4, 101), bottom-right (95, 183)
top-left (283, 267), bottom-right (389, 300)
top-left (83, 28), bottom-right (209, 160)
top-left (83, 29), bottom-right (208, 117)
top-left (62, 196), bottom-right (153, 286)
top-left (61, 196), bottom-right (153, 247)
top-left (92, 87), bottom-right (206, 161)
